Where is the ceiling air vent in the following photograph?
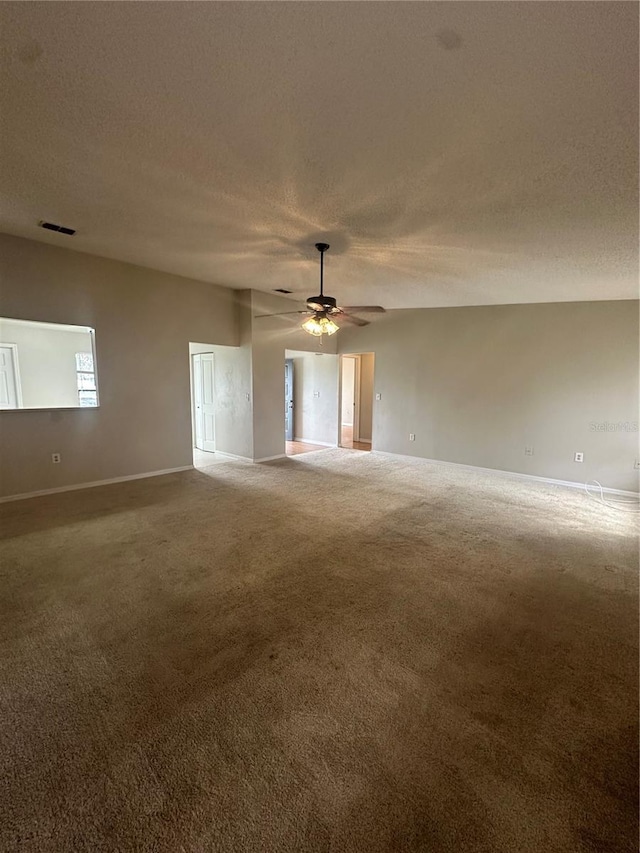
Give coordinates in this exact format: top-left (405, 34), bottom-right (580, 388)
top-left (273, 288), bottom-right (292, 294)
top-left (38, 220), bottom-right (76, 236)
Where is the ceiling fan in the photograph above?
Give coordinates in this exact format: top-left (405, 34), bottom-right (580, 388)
top-left (256, 242), bottom-right (385, 336)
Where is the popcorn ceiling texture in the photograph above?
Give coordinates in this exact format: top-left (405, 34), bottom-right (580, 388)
top-left (0, 3), bottom-right (637, 307)
top-left (0, 449), bottom-right (637, 852)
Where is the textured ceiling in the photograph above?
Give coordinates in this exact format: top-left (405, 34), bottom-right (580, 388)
top-left (0, 2), bottom-right (637, 308)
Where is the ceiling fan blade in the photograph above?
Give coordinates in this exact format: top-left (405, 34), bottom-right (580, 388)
top-left (339, 305), bottom-right (386, 313)
top-left (339, 313), bottom-right (370, 327)
top-left (254, 311), bottom-right (309, 318)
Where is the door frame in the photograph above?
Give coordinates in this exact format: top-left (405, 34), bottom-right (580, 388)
top-left (338, 354), bottom-right (361, 445)
top-left (0, 343), bottom-right (23, 408)
top-left (285, 358), bottom-right (294, 441)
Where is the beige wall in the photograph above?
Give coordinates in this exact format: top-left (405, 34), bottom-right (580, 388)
top-left (338, 301), bottom-right (640, 492)
top-left (210, 343), bottom-right (253, 459)
top-left (2, 234), bottom-right (636, 497)
top-left (287, 350), bottom-right (339, 445)
top-left (0, 233), bottom-right (238, 497)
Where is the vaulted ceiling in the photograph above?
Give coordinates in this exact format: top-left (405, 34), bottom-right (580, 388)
top-left (0, 2), bottom-right (637, 308)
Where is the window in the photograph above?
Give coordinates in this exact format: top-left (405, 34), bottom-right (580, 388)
top-left (75, 352), bottom-right (97, 407)
top-left (0, 318), bottom-right (98, 410)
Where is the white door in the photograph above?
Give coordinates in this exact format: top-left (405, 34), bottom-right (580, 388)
top-left (193, 352), bottom-right (216, 452)
top-left (0, 345), bottom-right (20, 409)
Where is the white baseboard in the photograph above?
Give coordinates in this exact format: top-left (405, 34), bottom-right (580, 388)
top-left (212, 451), bottom-right (253, 462)
top-left (212, 451), bottom-right (288, 463)
top-left (374, 451), bottom-right (639, 498)
top-left (215, 452), bottom-right (298, 463)
top-left (5, 453), bottom-right (633, 504)
top-left (0, 465), bottom-right (194, 504)
top-left (292, 438), bottom-right (336, 447)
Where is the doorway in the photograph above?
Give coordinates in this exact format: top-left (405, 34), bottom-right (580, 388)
top-left (285, 358), bottom-right (294, 441)
top-left (340, 353), bottom-right (374, 451)
top-left (284, 350), bottom-right (340, 456)
top-left (191, 349), bottom-right (216, 466)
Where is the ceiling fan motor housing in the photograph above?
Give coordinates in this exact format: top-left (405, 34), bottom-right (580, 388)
top-left (307, 294), bottom-right (337, 312)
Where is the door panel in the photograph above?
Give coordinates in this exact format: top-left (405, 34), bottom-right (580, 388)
top-left (200, 353), bottom-right (216, 452)
top-left (193, 352), bottom-right (216, 452)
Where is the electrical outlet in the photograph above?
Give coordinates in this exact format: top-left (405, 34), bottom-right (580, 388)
top-left (409, 433), bottom-right (415, 441)
top-left (375, 393), bottom-right (381, 401)
top-left (574, 452), bottom-right (584, 463)
top-left (313, 391), bottom-right (320, 398)
top-left (524, 446), bottom-right (534, 456)
top-left (51, 453), bottom-right (61, 464)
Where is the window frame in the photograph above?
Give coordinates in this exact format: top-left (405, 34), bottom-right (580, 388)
top-left (75, 331), bottom-right (99, 408)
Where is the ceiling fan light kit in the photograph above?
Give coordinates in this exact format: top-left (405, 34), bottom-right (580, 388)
top-left (301, 314), bottom-right (339, 336)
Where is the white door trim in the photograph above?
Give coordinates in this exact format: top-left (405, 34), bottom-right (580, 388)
top-left (352, 354), bottom-right (362, 442)
top-left (0, 342), bottom-right (23, 408)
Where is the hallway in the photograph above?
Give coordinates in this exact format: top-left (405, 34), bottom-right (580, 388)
top-left (340, 425), bottom-right (371, 451)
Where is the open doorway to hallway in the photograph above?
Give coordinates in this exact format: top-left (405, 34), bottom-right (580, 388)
top-left (190, 342), bottom-right (217, 468)
top-left (284, 350), bottom-right (339, 456)
top-left (340, 353), bottom-right (374, 451)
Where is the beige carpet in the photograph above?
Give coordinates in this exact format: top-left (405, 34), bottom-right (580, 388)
top-left (0, 449), bottom-right (637, 852)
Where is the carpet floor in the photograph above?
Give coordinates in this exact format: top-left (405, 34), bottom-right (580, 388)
top-left (0, 449), bottom-right (637, 852)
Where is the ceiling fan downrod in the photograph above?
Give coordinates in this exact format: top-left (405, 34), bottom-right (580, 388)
top-left (254, 239), bottom-right (384, 335)
top-left (315, 242), bottom-right (329, 297)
